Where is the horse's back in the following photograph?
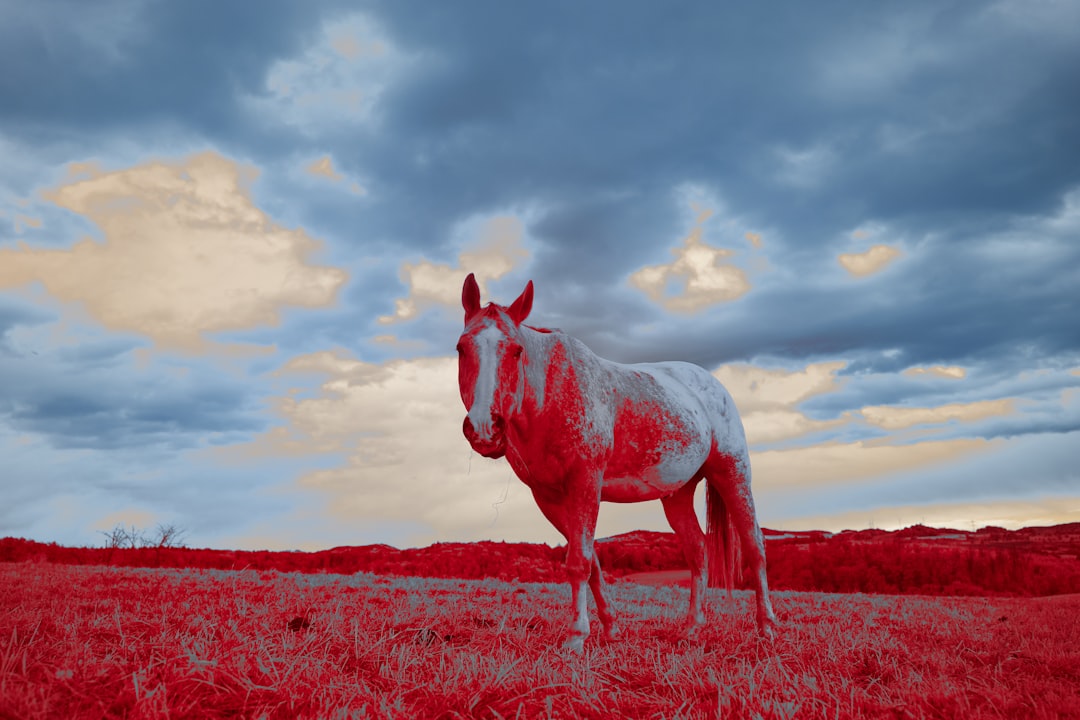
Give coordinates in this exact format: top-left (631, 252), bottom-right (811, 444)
top-left (595, 358), bottom-right (747, 501)
top-left (636, 359), bottom-right (749, 453)
top-left (553, 333), bottom-right (749, 462)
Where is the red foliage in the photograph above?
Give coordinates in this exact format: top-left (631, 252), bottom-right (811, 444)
top-left (3, 522), bottom-right (1079, 597)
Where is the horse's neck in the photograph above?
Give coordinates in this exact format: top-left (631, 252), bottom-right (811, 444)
top-left (519, 326), bottom-right (601, 415)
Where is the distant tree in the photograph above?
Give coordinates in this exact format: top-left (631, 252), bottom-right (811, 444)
top-left (99, 523), bottom-right (188, 551)
top-left (149, 523), bottom-right (188, 549)
top-left (100, 524), bottom-right (144, 550)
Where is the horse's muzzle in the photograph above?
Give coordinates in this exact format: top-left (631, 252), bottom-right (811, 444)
top-left (463, 415), bottom-right (507, 459)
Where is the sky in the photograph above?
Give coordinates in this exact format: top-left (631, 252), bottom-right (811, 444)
top-left (1, 0), bottom-right (1078, 552)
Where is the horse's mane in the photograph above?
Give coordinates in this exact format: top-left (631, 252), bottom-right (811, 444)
top-left (475, 303), bottom-right (556, 334)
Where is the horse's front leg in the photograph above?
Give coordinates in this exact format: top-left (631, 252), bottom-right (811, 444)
top-left (532, 478), bottom-right (605, 652)
top-left (589, 553), bottom-right (619, 641)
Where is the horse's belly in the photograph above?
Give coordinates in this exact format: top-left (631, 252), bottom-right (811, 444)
top-left (601, 387), bottom-right (711, 501)
top-left (601, 446), bottom-right (708, 502)
top-left (601, 474), bottom-right (683, 502)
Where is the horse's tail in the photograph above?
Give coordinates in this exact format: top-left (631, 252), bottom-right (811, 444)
top-left (706, 480), bottom-right (742, 597)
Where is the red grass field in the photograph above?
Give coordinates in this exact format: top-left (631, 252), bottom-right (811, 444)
top-left (3, 563), bottom-right (1078, 719)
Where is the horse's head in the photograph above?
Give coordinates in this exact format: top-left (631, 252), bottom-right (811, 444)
top-left (457, 273), bottom-right (534, 459)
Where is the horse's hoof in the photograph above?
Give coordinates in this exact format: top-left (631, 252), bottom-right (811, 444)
top-left (759, 620), bottom-right (777, 641)
top-left (603, 623), bottom-right (620, 641)
top-left (562, 635), bottom-right (586, 653)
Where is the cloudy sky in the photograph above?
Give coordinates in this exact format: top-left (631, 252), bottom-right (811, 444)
top-left (1, 0), bottom-right (1078, 551)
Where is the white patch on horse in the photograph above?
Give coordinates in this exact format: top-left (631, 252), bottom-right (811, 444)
top-left (520, 327), bottom-right (552, 409)
top-left (466, 324), bottom-right (505, 439)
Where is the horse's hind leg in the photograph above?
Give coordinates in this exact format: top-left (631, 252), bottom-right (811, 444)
top-left (660, 477), bottom-right (707, 636)
top-left (706, 452), bottom-right (777, 637)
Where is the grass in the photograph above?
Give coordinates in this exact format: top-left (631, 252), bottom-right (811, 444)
top-left (1, 563), bottom-right (1077, 719)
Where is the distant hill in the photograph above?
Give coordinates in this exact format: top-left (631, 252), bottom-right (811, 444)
top-left (3, 522), bottom-right (1078, 597)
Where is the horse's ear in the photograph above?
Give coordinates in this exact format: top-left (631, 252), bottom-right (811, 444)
top-left (508, 280), bottom-right (533, 326)
top-left (462, 273), bottom-right (481, 323)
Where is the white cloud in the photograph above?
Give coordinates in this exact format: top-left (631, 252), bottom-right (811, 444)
top-left (379, 214), bottom-right (529, 324)
top-left (860, 399), bottom-right (1015, 430)
top-left (777, 496), bottom-right (1080, 533)
top-left (754, 437), bottom-right (997, 489)
top-left (713, 362), bottom-right (847, 445)
top-left (306, 156), bottom-right (343, 181)
top-left (0, 152), bottom-right (347, 351)
top-left (714, 362), bottom-right (846, 412)
top-left (231, 349), bottom-right (1073, 549)
top-left (93, 508), bottom-right (158, 533)
top-left (838, 244), bottom-right (902, 276)
top-left (630, 194), bottom-right (753, 311)
top-left (904, 365), bottom-right (967, 380)
top-left (304, 155), bottom-right (367, 196)
top-left (243, 351), bottom-right (566, 546)
top-left (245, 13), bottom-right (413, 134)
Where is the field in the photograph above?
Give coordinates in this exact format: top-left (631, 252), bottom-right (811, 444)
top-left (2, 563), bottom-right (1078, 719)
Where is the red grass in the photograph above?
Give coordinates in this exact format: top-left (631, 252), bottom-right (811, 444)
top-left (3, 563), bottom-right (1078, 719)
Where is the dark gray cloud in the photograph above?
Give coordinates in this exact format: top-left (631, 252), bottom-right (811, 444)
top-left (0, 299), bottom-right (52, 353)
top-left (4, 0), bottom-right (1077, 375)
top-left (0, 0), bottom-right (342, 139)
top-left (0, 350), bottom-right (265, 450)
top-left (344, 1), bottom-right (1079, 377)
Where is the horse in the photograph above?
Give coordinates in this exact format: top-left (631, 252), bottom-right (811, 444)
top-left (457, 273), bottom-right (777, 651)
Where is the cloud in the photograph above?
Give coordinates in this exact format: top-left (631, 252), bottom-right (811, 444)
top-left (93, 508), bottom-right (158, 533)
top-left (247, 350), bottom-right (562, 546)
top-left (714, 361), bottom-right (847, 411)
top-left (812, 8), bottom-right (950, 101)
top-left (0, 152), bottom-right (347, 351)
top-left (904, 365), bottom-right (967, 379)
top-left (982, 0), bottom-right (1080, 43)
top-left (2, 210), bottom-right (43, 235)
top-left (0, 350), bottom-right (264, 450)
top-left (860, 399), bottom-right (1015, 430)
top-left (244, 13), bottom-right (412, 134)
top-left (754, 437), bottom-right (997, 489)
top-left (630, 208), bottom-right (750, 312)
top-left (773, 142), bottom-right (836, 189)
top-left (379, 214), bottom-right (529, 324)
top-left (712, 361), bottom-right (848, 444)
top-left (838, 244), bottom-right (903, 276)
top-left (371, 334), bottom-right (427, 352)
top-left (778, 496), bottom-right (1080, 533)
top-left (1, 2), bottom-right (1078, 548)
top-left (304, 155), bottom-right (366, 195)
top-left (306, 156), bottom-right (342, 181)
top-left (0, 0), bottom-right (148, 74)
